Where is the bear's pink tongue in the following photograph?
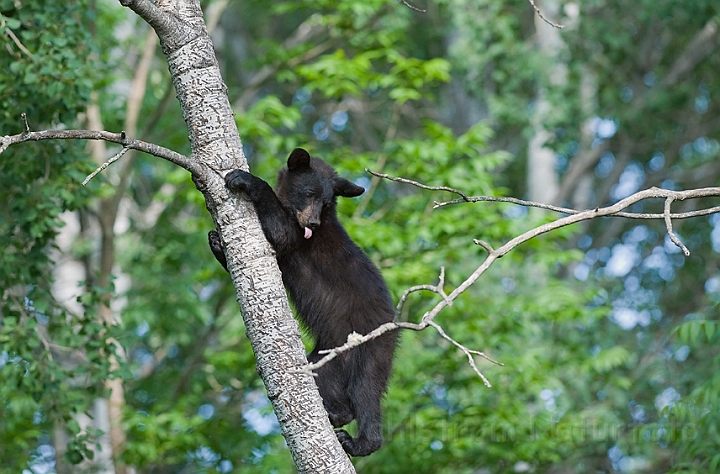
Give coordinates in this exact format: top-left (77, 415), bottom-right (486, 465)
top-left (304, 227), bottom-right (313, 239)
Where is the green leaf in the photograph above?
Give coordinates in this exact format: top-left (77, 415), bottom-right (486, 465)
top-left (4, 17), bottom-right (21, 30)
top-left (389, 87), bottom-right (422, 104)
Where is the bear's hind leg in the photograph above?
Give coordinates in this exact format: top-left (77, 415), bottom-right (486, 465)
top-left (308, 350), bottom-right (354, 428)
top-left (338, 344), bottom-right (391, 456)
top-left (336, 392), bottom-right (382, 457)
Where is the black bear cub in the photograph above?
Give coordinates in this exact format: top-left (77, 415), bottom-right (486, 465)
top-left (209, 148), bottom-right (397, 457)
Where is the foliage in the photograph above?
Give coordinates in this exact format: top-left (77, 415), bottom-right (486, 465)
top-left (2, 0), bottom-right (719, 472)
top-left (0, 0), bottom-right (109, 469)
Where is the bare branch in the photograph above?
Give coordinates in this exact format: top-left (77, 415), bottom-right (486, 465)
top-left (297, 321), bottom-right (421, 374)
top-left (481, 187), bottom-right (720, 258)
top-left (664, 197), bottom-right (690, 256)
top-left (440, 195), bottom-right (720, 220)
top-left (0, 123), bottom-right (201, 177)
top-left (299, 264), bottom-right (501, 383)
top-left (309, 174), bottom-right (720, 385)
top-left (436, 194), bottom-right (577, 213)
top-left (234, 8), bottom-right (392, 111)
top-left (4, 26), bottom-right (34, 58)
top-left (83, 147), bottom-right (130, 186)
top-left (21, 112), bottom-right (29, 133)
top-left (428, 321), bottom-right (493, 387)
top-left (395, 266), bottom-right (450, 315)
top-left (473, 239), bottom-right (494, 254)
top-left (205, 0), bottom-right (230, 33)
top-left (235, 16), bottom-right (329, 111)
top-left (527, 0), bottom-right (565, 30)
top-left (299, 315), bottom-right (503, 389)
top-left (366, 168), bottom-right (471, 202)
top-left (126, 30), bottom-right (158, 138)
top-left (398, 0), bottom-right (427, 13)
top-left (415, 185), bottom-right (720, 319)
top-left (119, 0), bottom-right (174, 38)
top-left (34, 326), bottom-right (54, 362)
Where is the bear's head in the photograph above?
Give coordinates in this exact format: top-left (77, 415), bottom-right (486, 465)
top-left (277, 148), bottom-right (364, 239)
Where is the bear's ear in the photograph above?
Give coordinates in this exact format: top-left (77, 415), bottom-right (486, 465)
top-left (333, 177), bottom-right (364, 198)
top-left (287, 148), bottom-right (311, 171)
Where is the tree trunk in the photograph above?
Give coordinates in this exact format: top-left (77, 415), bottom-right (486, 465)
top-left (119, 1), bottom-right (355, 471)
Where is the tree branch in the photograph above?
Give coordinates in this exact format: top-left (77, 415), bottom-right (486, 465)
top-left (428, 321), bottom-right (500, 388)
top-left (367, 167), bottom-right (718, 224)
top-left (119, 0), bottom-right (173, 38)
top-left (83, 147), bottom-right (131, 185)
top-left (4, 25), bottom-right (34, 58)
top-left (527, 0), bottom-right (565, 29)
top-left (398, 0), bottom-right (427, 13)
top-left (664, 197), bottom-right (690, 256)
top-left (366, 169), bottom-right (471, 201)
top-left (366, 168), bottom-right (714, 219)
top-left (395, 266), bottom-right (451, 315)
top-left (302, 173), bottom-right (720, 384)
top-left (0, 123), bottom-right (201, 178)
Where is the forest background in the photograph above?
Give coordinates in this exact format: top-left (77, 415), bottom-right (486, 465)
top-left (1, 0), bottom-right (719, 473)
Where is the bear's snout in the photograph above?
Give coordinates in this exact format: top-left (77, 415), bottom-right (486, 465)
top-left (296, 207), bottom-right (322, 231)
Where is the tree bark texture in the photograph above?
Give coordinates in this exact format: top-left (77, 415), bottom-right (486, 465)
top-left (119, 1), bottom-right (355, 472)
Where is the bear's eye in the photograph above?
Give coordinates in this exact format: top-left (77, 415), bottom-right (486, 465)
top-left (305, 191), bottom-right (316, 198)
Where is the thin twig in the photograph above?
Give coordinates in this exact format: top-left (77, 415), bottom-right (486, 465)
top-left (664, 197), bottom-right (690, 256)
top-left (395, 266), bottom-right (450, 316)
top-left (436, 195), bottom-right (720, 220)
top-left (366, 169), bottom-right (471, 202)
top-left (473, 239), bottom-right (495, 254)
top-left (527, 0), bottom-right (565, 29)
top-left (398, 0), bottom-right (427, 13)
top-left (297, 321), bottom-right (417, 374)
top-left (4, 27), bottom-right (34, 58)
top-left (21, 112), bottom-right (29, 134)
top-left (429, 321), bottom-right (493, 387)
top-left (83, 147), bottom-right (130, 185)
top-left (436, 195), bottom-right (576, 212)
top-left (353, 105), bottom-right (402, 219)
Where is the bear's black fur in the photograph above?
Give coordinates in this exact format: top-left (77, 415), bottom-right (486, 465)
top-left (209, 148), bottom-right (397, 457)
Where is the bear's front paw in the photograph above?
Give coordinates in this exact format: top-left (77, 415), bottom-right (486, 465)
top-left (225, 169), bottom-right (253, 193)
